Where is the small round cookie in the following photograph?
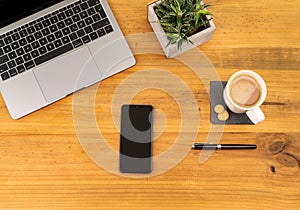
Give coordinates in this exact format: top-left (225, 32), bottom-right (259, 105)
top-left (218, 111), bottom-right (229, 121)
top-left (214, 104), bottom-right (225, 114)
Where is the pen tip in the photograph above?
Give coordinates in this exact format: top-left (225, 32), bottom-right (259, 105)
top-left (191, 145), bottom-right (195, 149)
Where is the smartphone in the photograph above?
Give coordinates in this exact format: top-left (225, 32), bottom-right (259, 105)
top-left (119, 104), bottom-right (153, 174)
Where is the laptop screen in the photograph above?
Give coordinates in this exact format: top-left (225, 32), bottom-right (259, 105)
top-left (0, 0), bottom-right (64, 28)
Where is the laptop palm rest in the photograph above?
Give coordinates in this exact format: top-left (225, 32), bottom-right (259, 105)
top-left (33, 46), bottom-right (102, 102)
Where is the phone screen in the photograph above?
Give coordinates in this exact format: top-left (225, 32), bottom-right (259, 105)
top-left (119, 105), bottom-right (153, 174)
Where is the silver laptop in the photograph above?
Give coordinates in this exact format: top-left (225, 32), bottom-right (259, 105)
top-left (0, 0), bottom-right (135, 119)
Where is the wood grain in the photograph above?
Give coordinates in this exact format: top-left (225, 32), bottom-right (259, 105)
top-left (0, 0), bottom-right (299, 209)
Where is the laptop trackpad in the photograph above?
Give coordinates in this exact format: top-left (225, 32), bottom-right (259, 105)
top-left (33, 46), bottom-right (102, 102)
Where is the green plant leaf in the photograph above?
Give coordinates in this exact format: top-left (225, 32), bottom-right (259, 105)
top-left (197, 10), bottom-right (214, 17)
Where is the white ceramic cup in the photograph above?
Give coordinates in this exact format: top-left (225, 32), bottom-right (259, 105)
top-left (223, 70), bottom-right (267, 124)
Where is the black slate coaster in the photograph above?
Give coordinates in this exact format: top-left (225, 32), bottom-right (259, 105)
top-left (210, 81), bottom-right (254, 124)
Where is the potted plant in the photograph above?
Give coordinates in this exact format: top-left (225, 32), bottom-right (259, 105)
top-left (148, 0), bottom-right (216, 58)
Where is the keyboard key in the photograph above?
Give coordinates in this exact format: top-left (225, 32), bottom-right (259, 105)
top-left (1, 72), bottom-right (10, 81)
top-left (85, 17), bottom-right (93, 25)
top-left (19, 30), bottom-right (28, 37)
top-left (57, 12), bottom-right (66, 20)
top-left (0, 55), bottom-right (9, 64)
top-left (38, 46), bottom-right (47, 55)
top-left (84, 26), bottom-right (93, 34)
top-left (8, 68), bottom-right (18, 77)
top-left (34, 31), bottom-right (43, 39)
top-left (26, 35), bottom-right (35, 43)
top-left (105, 25), bottom-right (114, 34)
top-left (39, 38), bottom-right (48, 46)
top-left (54, 39), bottom-right (63, 48)
top-left (0, 48), bottom-right (3, 56)
top-left (46, 43), bottom-right (55, 51)
top-left (57, 21), bottom-right (65, 29)
top-left (35, 22), bottom-right (43, 30)
top-left (77, 20), bottom-right (86, 29)
top-left (62, 36), bottom-right (70, 44)
top-left (80, 11), bottom-right (88, 19)
top-left (42, 19), bottom-right (51, 27)
top-left (72, 14), bottom-right (80, 22)
top-left (47, 34), bottom-right (55, 42)
top-left (54, 31), bottom-right (63, 39)
top-left (8, 60), bottom-right (16, 68)
top-left (50, 16), bottom-right (59, 24)
top-left (72, 39), bottom-right (83, 48)
top-left (16, 57), bottom-right (24, 65)
top-left (12, 33), bottom-right (20, 41)
top-left (31, 50), bottom-right (39, 58)
top-left (49, 25), bottom-right (58, 33)
top-left (65, 18), bottom-right (73, 25)
top-left (16, 48), bottom-right (25, 56)
top-left (23, 53), bottom-right (32, 62)
top-left (69, 33), bottom-right (78, 41)
top-left (92, 18), bottom-right (110, 30)
top-left (24, 61), bottom-right (35, 70)
top-left (82, 35), bottom-right (91, 44)
top-left (4, 36), bottom-right (13, 44)
top-left (8, 51), bottom-right (17, 60)
top-left (97, 28), bottom-right (106, 37)
top-left (3, 45), bottom-right (12, 53)
top-left (70, 24), bottom-right (78, 32)
top-left (42, 28), bottom-right (50, 36)
top-left (73, 6), bottom-right (81, 14)
top-left (89, 32), bottom-right (98, 40)
top-left (11, 42), bottom-right (20, 50)
top-left (35, 43), bottom-right (73, 65)
top-left (32, 41), bottom-right (40, 49)
top-left (87, 8), bottom-right (96, 16)
top-left (27, 26), bottom-right (35, 34)
top-left (65, 9), bottom-right (74, 17)
top-left (80, 2), bottom-right (88, 10)
top-left (62, 27), bottom-right (71, 35)
top-left (19, 38), bottom-right (27, 46)
top-left (24, 44), bottom-right (33, 53)
top-left (0, 63), bottom-right (8, 73)
top-left (16, 65), bottom-right (26, 73)
top-left (92, 14), bottom-right (101, 22)
top-left (77, 29), bottom-right (85, 37)
top-left (88, 0), bottom-right (100, 7)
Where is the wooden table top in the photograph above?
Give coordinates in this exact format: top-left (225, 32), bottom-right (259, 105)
top-left (0, 0), bottom-right (299, 209)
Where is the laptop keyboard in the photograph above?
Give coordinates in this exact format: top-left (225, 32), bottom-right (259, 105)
top-left (0, 0), bottom-right (114, 81)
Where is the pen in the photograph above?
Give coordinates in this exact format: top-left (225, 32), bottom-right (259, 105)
top-left (192, 143), bottom-right (257, 150)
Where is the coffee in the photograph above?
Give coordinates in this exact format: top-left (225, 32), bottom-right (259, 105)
top-left (229, 75), bottom-right (261, 108)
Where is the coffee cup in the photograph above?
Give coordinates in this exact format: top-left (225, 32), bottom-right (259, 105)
top-left (223, 70), bottom-right (267, 124)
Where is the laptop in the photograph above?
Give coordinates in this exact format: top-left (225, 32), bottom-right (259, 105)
top-left (0, 0), bottom-right (136, 119)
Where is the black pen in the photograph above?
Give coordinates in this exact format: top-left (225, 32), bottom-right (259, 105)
top-left (192, 143), bottom-right (257, 150)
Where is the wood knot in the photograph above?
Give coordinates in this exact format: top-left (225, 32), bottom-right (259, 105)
top-left (276, 153), bottom-right (299, 168)
top-left (268, 141), bottom-right (285, 155)
top-left (257, 133), bottom-right (288, 155)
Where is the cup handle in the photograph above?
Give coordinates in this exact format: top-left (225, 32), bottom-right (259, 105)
top-left (246, 108), bottom-right (265, 124)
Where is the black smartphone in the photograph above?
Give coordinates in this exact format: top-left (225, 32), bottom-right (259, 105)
top-left (119, 104), bottom-right (153, 174)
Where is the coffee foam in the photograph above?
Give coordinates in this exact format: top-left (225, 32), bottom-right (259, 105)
top-left (229, 75), bottom-right (261, 107)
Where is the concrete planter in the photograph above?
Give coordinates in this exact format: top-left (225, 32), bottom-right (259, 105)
top-left (148, 0), bottom-right (216, 58)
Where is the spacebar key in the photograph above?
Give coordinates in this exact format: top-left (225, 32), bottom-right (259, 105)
top-left (34, 44), bottom-right (73, 65)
